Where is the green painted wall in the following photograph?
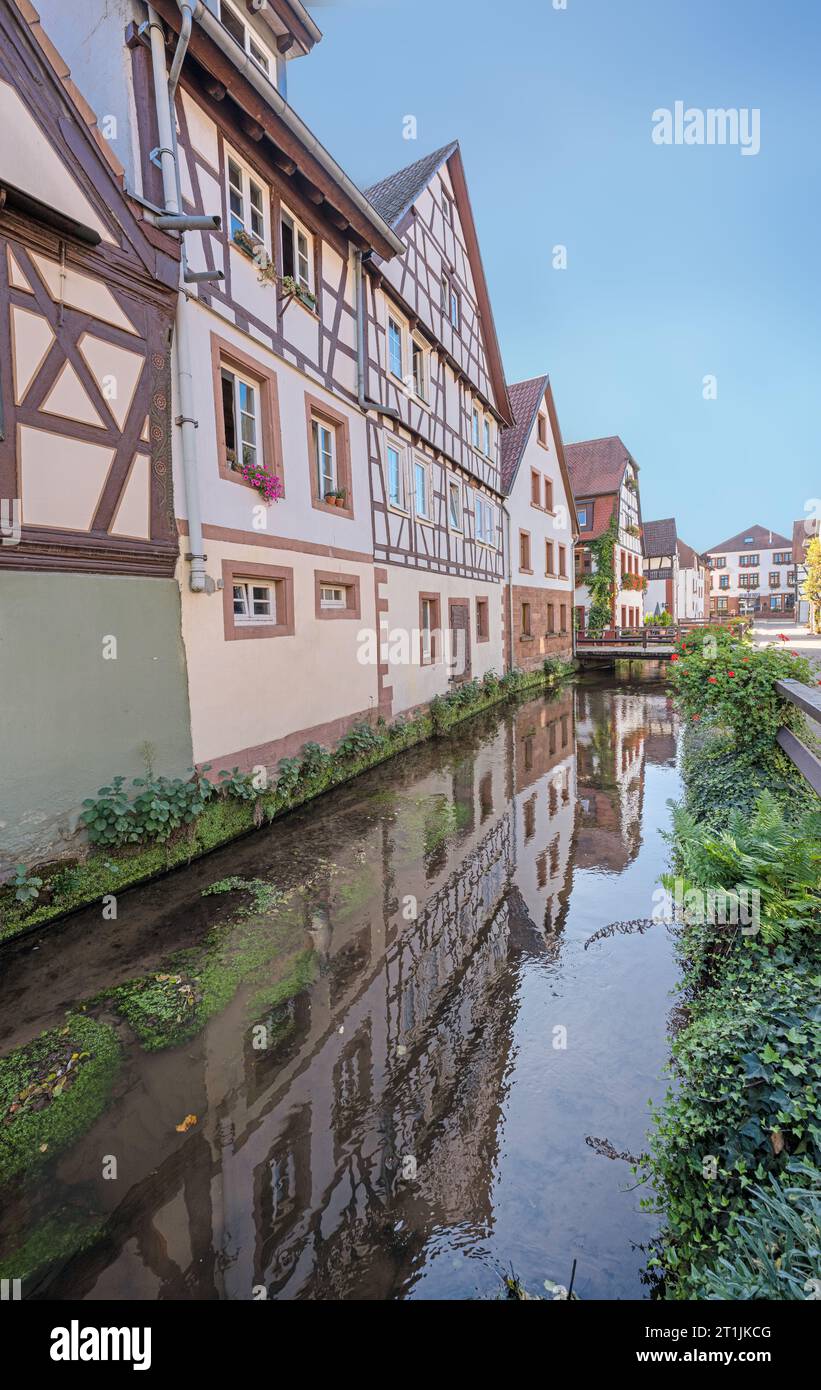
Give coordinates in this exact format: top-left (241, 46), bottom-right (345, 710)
top-left (0, 572), bottom-right (193, 873)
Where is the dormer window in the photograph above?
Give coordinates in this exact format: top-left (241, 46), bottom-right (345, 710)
top-left (218, 1), bottom-right (273, 74)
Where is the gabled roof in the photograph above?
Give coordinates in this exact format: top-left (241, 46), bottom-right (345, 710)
top-left (363, 141), bottom-right (513, 426)
top-left (364, 142), bottom-right (458, 228)
top-left (642, 518), bottom-right (677, 558)
top-left (677, 537), bottom-right (704, 569)
top-left (499, 375), bottom-right (578, 534)
top-left (706, 524), bottom-right (792, 554)
top-left (2, 0), bottom-right (176, 284)
top-left (565, 436), bottom-right (637, 498)
top-left (500, 376), bottom-right (547, 492)
top-left (793, 517), bottom-right (820, 563)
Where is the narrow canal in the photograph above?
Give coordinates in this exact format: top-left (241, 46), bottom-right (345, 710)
top-left (0, 676), bottom-right (680, 1300)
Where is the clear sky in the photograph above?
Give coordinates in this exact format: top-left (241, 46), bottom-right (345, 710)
top-left (293, 0), bottom-right (820, 551)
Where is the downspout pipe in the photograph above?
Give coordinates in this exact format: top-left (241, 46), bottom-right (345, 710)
top-left (503, 502), bottom-right (514, 673)
top-left (354, 251), bottom-right (399, 419)
top-left (147, 3), bottom-right (206, 592)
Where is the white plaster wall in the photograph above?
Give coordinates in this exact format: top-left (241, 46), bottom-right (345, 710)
top-left (382, 570), bottom-right (504, 716)
top-left (506, 397), bottom-right (574, 593)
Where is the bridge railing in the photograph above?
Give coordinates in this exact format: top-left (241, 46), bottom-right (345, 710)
top-left (774, 679), bottom-right (821, 795)
top-left (576, 625), bottom-right (679, 648)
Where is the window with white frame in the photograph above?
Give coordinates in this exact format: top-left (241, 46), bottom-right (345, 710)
top-left (449, 283), bottom-right (460, 328)
top-left (388, 315), bottom-right (403, 380)
top-left (472, 407), bottom-right (480, 448)
top-left (411, 336), bottom-right (427, 400)
top-left (233, 580), bottom-right (276, 626)
top-left (386, 439), bottom-right (406, 510)
top-left (448, 477), bottom-right (462, 530)
top-left (483, 416), bottom-right (492, 457)
top-left (227, 153), bottom-right (266, 247)
top-left (320, 584), bottom-right (346, 609)
top-left (218, 2), bottom-right (273, 73)
top-left (221, 365), bottom-right (261, 471)
top-left (414, 456), bottom-right (431, 520)
top-left (280, 207), bottom-right (313, 292)
top-left (475, 494), bottom-right (496, 546)
top-left (312, 416), bottom-right (337, 499)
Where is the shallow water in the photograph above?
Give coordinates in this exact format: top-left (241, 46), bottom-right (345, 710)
top-left (0, 677), bottom-right (681, 1300)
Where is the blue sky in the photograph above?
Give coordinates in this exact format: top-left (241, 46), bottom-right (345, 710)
top-left (294, 0), bottom-right (819, 551)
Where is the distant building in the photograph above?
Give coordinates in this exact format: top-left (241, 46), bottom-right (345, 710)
top-left (642, 519), bottom-right (706, 621)
top-left (706, 524), bottom-right (795, 618)
top-left (500, 377), bottom-right (577, 669)
top-left (792, 516), bottom-right (820, 626)
top-left (566, 436), bottom-right (644, 631)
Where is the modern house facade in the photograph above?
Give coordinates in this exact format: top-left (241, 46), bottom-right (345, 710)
top-left (566, 436), bottom-right (644, 632)
top-left (706, 524), bottom-right (795, 618)
top-left (0, 0), bottom-right (193, 870)
top-left (642, 518), bottom-right (706, 622)
top-left (500, 376), bottom-right (577, 669)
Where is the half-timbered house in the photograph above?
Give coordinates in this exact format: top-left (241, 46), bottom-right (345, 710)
top-left (40, 0), bottom-right (409, 774)
top-left (500, 376), bottom-right (577, 668)
top-left (0, 0), bottom-right (193, 870)
top-left (360, 142), bottom-right (514, 713)
top-left (565, 436), bottom-right (645, 632)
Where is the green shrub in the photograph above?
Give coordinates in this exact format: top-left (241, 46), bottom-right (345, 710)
top-left (669, 636), bottom-right (811, 758)
top-left (335, 721), bottom-right (386, 760)
top-left (216, 767), bottom-right (260, 801)
top-left (689, 1170), bottom-right (821, 1300)
top-left (80, 771), bottom-right (215, 847)
top-left (663, 791), bottom-right (821, 944)
top-left (12, 864), bottom-right (42, 904)
top-left (646, 939), bottom-right (821, 1294)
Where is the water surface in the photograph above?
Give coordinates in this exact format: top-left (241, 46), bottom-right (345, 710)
top-left (0, 677), bottom-right (680, 1300)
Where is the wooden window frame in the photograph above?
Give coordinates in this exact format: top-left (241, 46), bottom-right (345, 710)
top-left (221, 560), bottom-right (294, 641)
top-left (225, 142), bottom-right (269, 252)
top-left (531, 469), bottom-right (541, 507)
top-left (521, 601), bottom-right (532, 638)
top-left (419, 591), bottom-right (441, 666)
top-left (314, 570), bottom-right (362, 621)
top-left (544, 476), bottom-right (554, 512)
top-left (519, 529), bottom-right (532, 574)
top-left (305, 391), bottom-right (353, 518)
top-left (211, 334), bottom-right (284, 492)
top-left (476, 595), bottom-right (490, 643)
top-left (280, 202), bottom-right (315, 296)
top-left (537, 413), bottom-right (548, 449)
top-left (558, 544), bottom-right (567, 578)
top-left (545, 539), bottom-right (555, 576)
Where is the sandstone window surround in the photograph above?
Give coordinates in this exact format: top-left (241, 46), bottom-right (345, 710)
top-left (211, 334), bottom-right (284, 493)
top-left (221, 559), bottom-right (294, 641)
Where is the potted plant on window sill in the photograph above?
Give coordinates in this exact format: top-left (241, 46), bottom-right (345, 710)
top-left (280, 274), bottom-right (317, 312)
top-left (232, 227), bottom-right (258, 260)
top-left (325, 489), bottom-right (347, 508)
top-left (238, 460), bottom-right (283, 505)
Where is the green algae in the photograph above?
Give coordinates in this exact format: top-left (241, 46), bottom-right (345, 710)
top-left (0, 1015), bottom-right (120, 1186)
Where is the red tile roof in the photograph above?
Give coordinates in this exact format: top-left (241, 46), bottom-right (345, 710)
top-left (676, 537), bottom-right (704, 569)
top-left (564, 435), bottom-right (636, 498)
top-left (499, 376), bottom-right (547, 493)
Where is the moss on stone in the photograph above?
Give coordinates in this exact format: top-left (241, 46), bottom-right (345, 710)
top-left (0, 1015), bottom-right (120, 1186)
top-left (0, 1208), bottom-right (103, 1284)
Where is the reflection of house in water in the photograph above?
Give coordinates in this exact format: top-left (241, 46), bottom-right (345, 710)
top-left (37, 691), bottom-right (584, 1301)
top-left (510, 691), bottom-right (576, 938)
top-left (574, 685), bottom-right (648, 873)
top-left (642, 700), bottom-right (678, 767)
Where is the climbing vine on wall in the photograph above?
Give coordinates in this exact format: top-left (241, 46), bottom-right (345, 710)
top-left (586, 515), bottom-right (619, 633)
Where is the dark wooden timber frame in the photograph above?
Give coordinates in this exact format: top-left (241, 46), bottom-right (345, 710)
top-left (0, 3), bottom-right (180, 578)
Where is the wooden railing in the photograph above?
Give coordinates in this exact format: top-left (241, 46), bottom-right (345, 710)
top-left (576, 625), bottom-right (679, 648)
top-left (775, 679), bottom-right (821, 795)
